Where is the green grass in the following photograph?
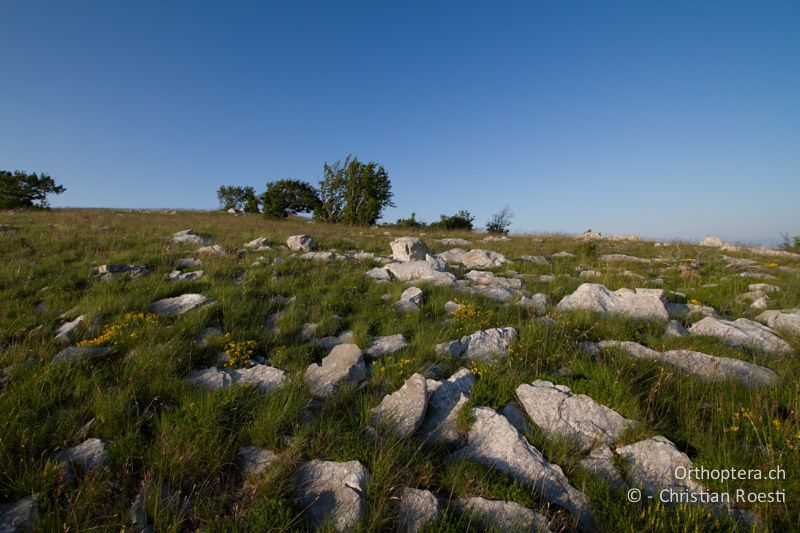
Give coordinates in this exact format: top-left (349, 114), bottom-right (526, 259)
top-left (0, 208), bottom-right (798, 531)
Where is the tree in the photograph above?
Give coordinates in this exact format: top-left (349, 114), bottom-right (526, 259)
top-left (216, 185), bottom-right (259, 213)
top-left (0, 170), bottom-right (65, 209)
top-left (395, 212), bottom-right (425, 228)
top-left (261, 179), bottom-right (321, 218)
top-left (486, 205), bottom-right (513, 234)
top-left (429, 209), bottom-right (475, 230)
top-left (313, 155), bottom-right (394, 225)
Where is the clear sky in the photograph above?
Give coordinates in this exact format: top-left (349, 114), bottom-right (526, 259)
top-left (1, 1), bottom-right (798, 244)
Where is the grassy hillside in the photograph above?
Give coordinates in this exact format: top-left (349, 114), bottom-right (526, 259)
top-left (0, 208), bottom-right (797, 531)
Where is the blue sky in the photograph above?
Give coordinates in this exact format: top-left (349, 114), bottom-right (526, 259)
top-left (1, 1), bottom-right (798, 244)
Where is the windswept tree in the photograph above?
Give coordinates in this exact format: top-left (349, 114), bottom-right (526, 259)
top-left (313, 155), bottom-right (394, 225)
top-left (0, 170), bottom-right (65, 209)
top-left (216, 185), bottom-right (259, 213)
top-left (261, 179), bottom-right (321, 218)
top-left (429, 209), bottom-right (475, 230)
top-left (486, 205), bottom-right (513, 234)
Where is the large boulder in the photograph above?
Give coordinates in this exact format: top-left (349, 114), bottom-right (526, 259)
top-left (384, 261), bottom-right (456, 285)
top-left (295, 460), bottom-right (367, 531)
top-left (371, 373), bottom-right (428, 438)
top-left (390, 237), bottom-right (431, 262)
top-left (150, 293), bottom-right (212, 315)
top-left (461, 249), bottom-right (509, 269)
top-left (455, 497), bottom-right (550, 532)
top-left (757, 309), bottom-right (800, 337)
top-left (688, 317), bottom-right (793, 356)
top-left (417, 368), bottom-right (474, 446)
top-left (436, 327), bottom-right (517, 362)
top-left (448, 407), bottom-right (595, 532)
top-left (397, 488), bottom-right (439, 532)
top-left (583, 340), bottom-right (777, 387)
top-left (516, 380), bottom-right (637, 452)
top-left (556, 283), bottom-right (669, 322)
top-left (304, 344), bottom-right (366, 398)
top-left (287, 234), bottom-right (314, 252)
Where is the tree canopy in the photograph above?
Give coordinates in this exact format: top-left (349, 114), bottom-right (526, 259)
top-left (261, 179), bottom-right (321, 218)
top-left (314, 155), bottom-right (394, 225)
top-left (216, 185), bottom-right (259, 213)
top-left (0, 170), bottom-right (66, 209)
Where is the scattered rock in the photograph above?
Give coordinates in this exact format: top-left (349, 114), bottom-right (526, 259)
top-left (599, 254), bottom-right (651, 264)
top-left (757, 309), bottom-right (800, 337)
top-left (748, 283), bottom-right (780, 293)
top-left (371, 373), bottom-right (428, 438)
top-left (57, 438), bottom-right (110, 482)
top-left (54, 315), bottom-right (84, 344)
top-left (436, 327), bottom-right (517, 362)
top-left (551, 251), bottom-right (575, 258)
top-left (190, 364), bottom-right (286, 393)
top-left (287, 235), bottom-right (314, 252)
top-left (464, 270), bottom-right (521, 289)
top-left (578, 270), bottom-right (602, 279)
top-left (444, 300), bottom-right (464, 315)
top-left (364, 334), bottom-right (408, 359)
top-left (518, 293), bottom-right (547, 315)
top-left (556, 283), bottom-right (669, 322)
top-left (436, 248), bottom-right (467, 264)
top-left (390, 237), bottom-right (431, 262)
top-left (384, 261), bottom-right (456, 286)
top-left (583, 340), bottom-right (778, 386)
top-left (244, 237), bottom-right (271, 251)
top-left (663, 320), bottom-right (689, 338)
top-left (481, 235), bottom-right (509, 242)
top-left (688, 317), bottom-right (792, 356)
top-left (461, 249), bottom-right (509, 269)
top-left (168, 270), bottom-right (204, 282)
top-left (150, 294), bottom-right (212, 315)
top-left (448, 407), bottom-right (595, 532)
top-left (520, 255), bottom-right (549, 265)
top-left (295, 460), bottom-right (367, 532)
top-left (400, 286), bottom-right (424, 306)
top-left (0, 495), bottom-right (38, 532)
top-left (196, 244), bottom-right (226, 256)
top-left (579, 445), bottom-right (625, 489)
top-left (238, 446), bottom-right (277, 476)
top-left (437, 238), bottom-right (471, 246)
top-left (96, 264), bottom-right (151, 280)
top-left (176, 257), bottom-right (201, 268)
top-left (51, 345), bottom-right (111, 365)
top-left (366, 266), bottom-right (392, 281)
top-left (397, 488), bottom-right (439, 533)
top-left (304, 344), bottom-right (367, 398)
top-left (516, 380), bottom-right (636, 452)
top-left (500, 401), bottom-right (531, 435)
top-left (700, 236), bottom-right (725, 248)
top-left (301, 251), bottom-right (338, 261)
top-left (314, 330), bottom-right (355, 350)
top-left (170, 229), bottom-right (209, 245)
top-left (190, 367), bottom-right (233, 390)
top-left (455, 497), bottom-right (550, 532)
top-left (417, 368), bottom-right (474, 446)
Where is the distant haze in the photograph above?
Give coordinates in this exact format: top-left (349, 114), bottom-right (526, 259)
top-left (1, 1), bottom-right (798, 244)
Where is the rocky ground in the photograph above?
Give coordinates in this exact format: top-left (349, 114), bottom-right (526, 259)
top-left (0, 209), bottom-right (798, 532)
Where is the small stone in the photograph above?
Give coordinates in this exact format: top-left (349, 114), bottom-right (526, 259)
top-left (0, 495), bottom-right (38, 532)
top-left (170, 230), bottom-right (209, 245)
top-left (51, 346), bottom-right (110, 365)
top-left (238, 446), bottom-right (277, 476)
top-left (518, 294), bottom-right (547, 315)
top-left (150, 294), bottom-right (212, 315)
top-left (444, 300), bottom-right (464, 315)
top-left (688, 317), bottom-right (792, 356)
top-left (390, 237), bottom-right (431, 262)
top-left (456, 497), bottom-right (550, 532)
top-left (168, 270), bottom-right (204, 282)
top-left (304, 344), bottom-right (366, 398)
top-left (364, 334), bottom-right (408, 359)
top-left (244, 237), bottom-right (271, 251)
top-left (435, 328), bottom-right (517, 362)
top-left (53, 315), bottom-right (84, 344)
top-left (57, 438), bottom-right (111, 482)
top-left (196, 244), bottom-right (226, 256)
top-left (663, 320), bottom-right (689, 338)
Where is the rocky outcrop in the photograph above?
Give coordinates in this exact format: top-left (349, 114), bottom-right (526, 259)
top-left (436, 327), bottom-right (517, 362)
top-left (688, 317), bottom-right (793, 356)
top-left (390, 237), bottom-right (431, 262)
top-left (556, 283), bottom-right (669, 322)
top-left (371, 373), bottom-right (428, 438)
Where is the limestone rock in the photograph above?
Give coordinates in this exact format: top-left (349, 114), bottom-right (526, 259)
top-left (464, 270), bottom-right (522, 289)
top-left (688, 317), bottom-right (792, 356)
top-left (520, 255), bottom-right (549, 265)
top-left (556, 283), bottom-right (669, 322)
top-left (287, 234), bottom-right (314, 252)
top-left (516, 380), bottom-right (636, 452)
top-left (150, 293), bottom-right (212, 315)
top-left (501, 401), bottom-right (531, 436)
top-left (366, 267), bottom-right (392, 281)
top-left (0, 495), bottom-right (38, 532)
top-left (551, 251), bottom-right (574, 258)
top-left (229, 364), bottom-right (287, 393)
top-left (238, 446), bottom-right (277, 476)
top-left (371, 373), bottom-right (428, 438)
top-left (437, 238), bottom-right (471, 246)
top-left (598, 254), bottom-right (651, 264)
top-left (417, 368), bottom-right (474, 446)
top-left (436, 328), bottom-right (517, 361)
top-left (757, 309), bottom-right (800, 337)
top-left (364, 334), bottom-right (408, 359)
top-left (579, 445), bottom-right (625, 489)
top-left (400, 286), bottom-right (424, 306)
top-left (175, 257), bottom-right (201, 268)
top-left (196, 244), bottom-right (226, 256)
top-left (54, 315), bottom-right (84, 344)
top-left (461, 249), bottom-right (509, 269)
top-left (304, 344), bottom-right (366, 398)
top-left (456, 497), bottom-right (550, 532)
top-left (585, 340), bottom-right (777, 386)
top-left (189, 367), bottom-right (234, 390)
top-left (51, 346), bottom-right (111, 365)
top-left (390, 237), bottom-right (431, 262)
top-left (96, 264), bottom-right (151, 280)
top-left (700, 236), bottom-right (725, 247)
top-left (170, 229), bottom-right (209, 245)
top-left (397, 488), bottom-right (439, 532)
top-left (57, 438), bottom-right (110, 482)
top-left (436, 248), bottom-right (467, 264)
top-left (448, 407), bottom-right (595, 531)
top-left (385, 261), bottom-right (456, 286)
top-left (295, 460), bottom-right (367, 532)
top-left (168, 270), bottom-right (204, 282)
top-left (244, 237), bottom-right (271, 251)
top-left (444, 300), bottom-right (464, 315)
top-left (518, 293), bottom-right (547, 315)
top-left (663, 320), bottom-right (689, 338)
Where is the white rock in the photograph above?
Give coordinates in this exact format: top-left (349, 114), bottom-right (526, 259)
top-left (244, 237), bottom-right (271, 251)
top-left (598, 254), bottom-right (651, 263)
top-left (150, 294), bottom-right (212, 315)
top-left (757, 309), bottom-right (800, 337)
top-left (304, 344), bottom-right (366, 398)
top-left (51, 346), bottom-right (110, 365)
top-left (366, 267), bottom-right (392, 281)
top-left (579, 445), bottom-right (625, 489)
top-left (400, 286), bottom-right (424, 306)
top-left (170, 229), bottom-right (209, 245)
top-left (390, 237), bottom-right (431, 262)
top-left (437, 238), bottom-right (471, 246)
top-left (688, 317), bottom-right (792, 356)
top-left (456, 497), bottom-right (550, 532)
top-left (748, 283), bottom-right (780, 294)
top-left (520, 255), bottom-right (549, 265)
top-left (287, 234), bottom-right (314, 252)
top-left (417, 368), bottom-right (474, 446)
top-left (700, 236), bottom-right (725, 247)
top-left (385, 261), bottom-right (456, 285)
top-left (364, 334), bottom-right (408, 359)
top-left (436, 248), bottom-right (467, 264)
top-left (57, 438), bottom-right (110, 482)
top-left (371, 373), bottom-right (428, 438)
top-left (229, 364), bottom-right (287, 393)
top-left (551, 251), bottom-right (575, 258)
top-left (238, 446), bottom-right (277, 475)
top-left (518, 294), bottom-right (547, 315)
top-left (295, 460), bottom-right (367, 532)
top-left (436, 327), bottom-right (517, 361)
top-left (516, 380), bottom-right (636, 452)
top-left (663, 320), bottom-right (689, 338)
top-left (196, 244), bottom-right (226, 256)
top-left (444, 300), bottom-right (464, 315)
top-left (0, 495), bottom-right (38, 532)
top-left (168, 270), bottom-right (204, 282)
top-left (448, 407), bottom-right (595, 531)
top-left (556, 283), bottom-right (669, 322)
top-left (190, 367), bottom-right (234, 390)
top-left (397, 488), bottom-right (439, 533)
top-left (176, 257), bottom-right (201, 268)
top-left (54, 315), bottom-right (84, 344)
top-left (461, 249), bottom-right (509, 268)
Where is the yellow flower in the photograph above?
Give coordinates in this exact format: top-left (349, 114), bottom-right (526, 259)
top-left (689, 298), bottom-right (701, 305)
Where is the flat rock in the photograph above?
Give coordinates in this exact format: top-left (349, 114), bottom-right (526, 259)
top-left (390, 237), bottom-right (431, 262)
top-left (520, 255), bottom-right (549, 265)
top-left (385, 261), bottom-right (456, 285)
top-left (287, 234), bottom-right (314, 252)
top-left (168, 270), bottom-right (204, 282)
top-left (437, 238), bottom-right (471, 246)
top-left (448, 407), bottom-right (595, 531)
top-left (516, 380), bottom-right (636, 452)
top-left (96, 263), bottom-right (151, 280)
top-left (663, 320), bottom-right (689, 338)
top-left (585, 340), bottom-right (777, 386)
top-left (238, 446), bottom-right (277, 476)
top-left (190, 364), bottom-right (286, 393)
top-left (57, 438), bottom-right (110, 482)
top-left (757, 309), bottom-right (800, 337)
top-left (189, 367), bottom-right (234, 390)
top-left (170, 229), bottom-right (209, 245)
top-left (748, 283), bottom-right (780, 293)
top-left (304, 344), bottom-right (366, 398)
top-left (578, 270), bottom-right (602, 279)
top-left (301, 251), bottom-right (337, 261)
top-left (295, 460), bottom-right (367, 532)
top-left (366, 266), bottom-right (392, 281)
top-left (464, 270), bottom-right (522, 289)
top-left (456, 497), bottom-right (550, 532)
top-left (518, 293), bottom-right (547, 315)
top-left (364, 334), bottom-right (408, 359)
top-left (501, 401), bottom-right (531, 435)
top-left (196, 244), bottom-right (226, 256)
top-left (436, 328), bottom-right (517, 361)
top-left (150, 293), bottom-right (212, 315)
top-left (436, 248), bottom-right (467, 264)
top-left (444, 300), bottom-right (464, 315)
top-left (556, 283), bottom-right (669, 322)
top-left (688, 317), bottom-right (792, 356)
top-left (54, 315), bottom-right (84, 344)
top-left (456, 282), bottom-right (518, 302)
top-left (461, 249), bottom-right (509, 268)
top-left (400, 286), bottom-right (424, 305)
top-left (417, 368), bottom-right (474, 446)
top-left (371, 373), bottom-right (428, 438)
top-left (0, 495), bottom-right (38, 532)
top-left (51, 345), bottom-right (111, 365)
top-left (551, 251), bottom-right (574, 258)
top-left (397, 488), bottom-right (439, 533)
top-left (598, 254), bottom-right (651, 263)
